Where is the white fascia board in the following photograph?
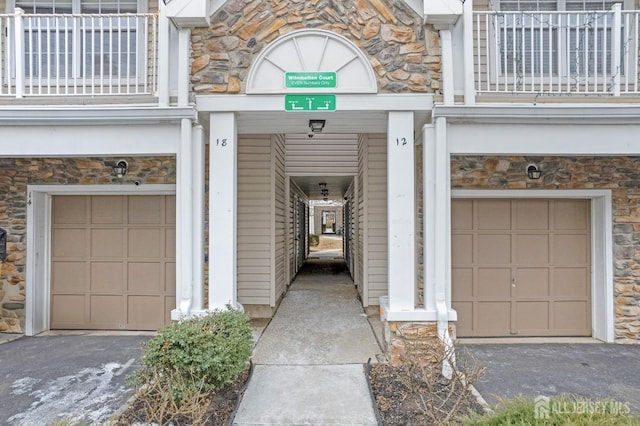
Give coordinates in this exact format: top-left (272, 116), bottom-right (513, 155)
top-left (0, 124), bottom-right (180, 156)
top-left (0, 106), bottom-right (197, 125)
top-left (196, 94), bottom-right (434, 112)
top-left (424, 0), bottom-right (462, 25)
top-left (433, 104), bottom-right (640, 124)
top-left (166, 0), bottom-right (211, 28)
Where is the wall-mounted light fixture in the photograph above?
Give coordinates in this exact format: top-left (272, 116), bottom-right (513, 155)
top-left (526, 163), bottom-right (542, 179)
top-left (318, 182), bottom-right (327, 189)
top-left (309, 119), bottom-right (326, 133)
top-left (113, 160), bottom-right (129, 178)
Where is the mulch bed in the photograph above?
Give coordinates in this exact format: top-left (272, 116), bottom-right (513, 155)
top-left (369, 362), bottom-right (485, 425)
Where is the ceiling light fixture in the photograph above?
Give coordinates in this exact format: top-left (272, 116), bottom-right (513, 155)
top-left (309, 119), bottom-right (326, 133)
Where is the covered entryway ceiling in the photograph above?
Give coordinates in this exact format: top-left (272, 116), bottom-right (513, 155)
top-left (291, 175), bottom-right (353, 201)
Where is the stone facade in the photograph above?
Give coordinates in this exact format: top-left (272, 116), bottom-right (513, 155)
top-left (385, 321), bottom-right (455, 365)
top-left (0, 157), bottom-right (175, 333)
top-left (450, 155), bottom-right (640, 343)
top-left (190, 0), bottom-right (441, 94)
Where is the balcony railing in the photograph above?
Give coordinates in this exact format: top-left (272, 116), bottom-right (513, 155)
top-left (0, 10), bottom-right (157, 97)
top-left (474, 6), bottom-right (640, 96)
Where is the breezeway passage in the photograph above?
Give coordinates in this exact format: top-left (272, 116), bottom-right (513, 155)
top-left (233, 257), bottom-right (382, 425)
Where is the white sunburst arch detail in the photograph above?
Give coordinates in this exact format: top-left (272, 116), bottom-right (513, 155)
top-left (245, 29), bottom-right (378, 94)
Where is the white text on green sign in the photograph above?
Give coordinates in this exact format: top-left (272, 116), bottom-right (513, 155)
top-left (285, 72), bottom-right (337, 89)
top-left (285, 94), bottom-right (336, 111)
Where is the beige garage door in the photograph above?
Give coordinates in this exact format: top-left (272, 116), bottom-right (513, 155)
top-left (51, 195), bottom-right (175, 330)
top-left (452, 199), bottom-right (591, 337)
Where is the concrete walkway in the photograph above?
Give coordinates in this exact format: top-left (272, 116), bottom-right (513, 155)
top-left (234, 257), bottom-right (382, 425)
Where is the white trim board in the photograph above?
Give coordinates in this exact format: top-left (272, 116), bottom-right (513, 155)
top-left (451, 189), bottom-right (614, 343)
top-left (25, 184), bottom-right (177, 336)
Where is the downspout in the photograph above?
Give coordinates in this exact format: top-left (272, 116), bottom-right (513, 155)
top-left (434, 116), bottom-right (454, 378)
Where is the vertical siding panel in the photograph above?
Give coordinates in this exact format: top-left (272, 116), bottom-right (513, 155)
top-left (237, 135), bottom-right (272, 305)
top-left (273, 134), bottom-right (286, 304)
top-left (367, 134), bottom-right (388, 306)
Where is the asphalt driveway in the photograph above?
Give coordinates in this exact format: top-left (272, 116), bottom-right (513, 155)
top-left (0, 334), bottom-right (151, 425)
top-left (461, 343), bottom-right (640, 414)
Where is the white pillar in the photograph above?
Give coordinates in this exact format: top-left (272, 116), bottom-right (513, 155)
top-left (177, 28), bottom-right (190, 106)
top-left (463, 0), bottom-right (476, 105)
top-left (157, 1), bottom-right (170, 107)
top-left (191, 125), bottom-right (205, 312)
top-left (611, 3), bottom-right (621, 97)
top-left (438, 26), bottom-right (455, 106)
top-left (173, 118), bottom-right (193, 320)
top-left (14, 8), bottom-right (24, 99)
top-left (423, 124), bottom-right (437, 314)
top-left (387, 111), bottom-right (416, 314)
top-left (434, 117), bottom-right (452, 315)
top-left (209, 112), bottom-right (238, 310)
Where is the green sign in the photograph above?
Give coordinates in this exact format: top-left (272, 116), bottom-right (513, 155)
top-left (285, 72), bottom-right (337, 89)
top-left (285, 94), bottom-right (336, 111)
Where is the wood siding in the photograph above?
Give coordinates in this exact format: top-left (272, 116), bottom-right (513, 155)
top-left (288, 180), bottom-right (308, 279)
top-left (286, 134), bottom-right (358, 176)
top-left (357, 134), bottom-right (367, 303)
top-left (237, 135), bottom-right (272, 306)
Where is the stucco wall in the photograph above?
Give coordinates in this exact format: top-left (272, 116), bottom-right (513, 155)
top-left (190, 0), bottom-right (441, 94)
top-left (0, 157), bottom-right (175, 333)
top-left (450, 155), bottom-right (640, 343)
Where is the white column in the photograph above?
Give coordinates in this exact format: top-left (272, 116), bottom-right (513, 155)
top-left (209, 112), bottom-right (238, 310)
top-left (463, 0), bottom-right (476, 105)
top-left (423, 123), bottom-right (437, 314)
top-left (173, 118), bottom-right (193, 320)
top-left (438, 26), bottom-right (455, 106)
top-left (191, 125), bottom-right (205, 312)
top-left (611, 3), bottom-right (621, 97)
top-left (14, 8), bottom-right (24, 99)
top-left (387, 111), bottom-right (416, 314)
top-left (177, 28), bottom-right (190, 106)
top-left (157, 1), bottom-right (170, 107)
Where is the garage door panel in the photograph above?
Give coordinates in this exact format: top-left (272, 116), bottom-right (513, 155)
top-left (554, 235), bottom-right (588, 264)
top-left (554, 200), bottom-right (589, 230)
top-left (516, 301), bottom-right (549, 332)
top-left (516, 200), bottom-right (549, 230)
top-left (478, 268), bottom-right (511, 298)
top-left (51, 295), bottom-right (85, 326)
top-left (554, 268), bottom-right (589, 298)
top-left (129, 196), bottom-right (162, 224)
top-left (128, 296), bottom-right (164, 330)
top-left (478, 200), bottom-right (511, 230)
top-left (52, 262), bottom-right (86, 292)
top-left (478, 235), bottom-right (511, 264)
top-left (128, 262), bottom-right (162, 294)
top-left (452, 302), bottom-right (473, 334)
top-left (452, 235), bottom-right (473, 264)
top-left (91, 229), bottom-right (124, 257)
top-left (452, 268), bottom-right (473, 299)
top-left (516, 234), bottom-right (549, 264)
top-left (165, 229), bottom-right (176, 257)
top-left (166, 196), bottom-right (176, 224)
top-left (91, 196), bottom-right (124, 224)
top-left (129, 229), bottom-right (161, 258)
top-left (52, 195), bottom-right (174, 331)
top-left (477, 302), bottom-right (511, 333)
top-left (91, 262), bottom-right (124, 293)
top-left (90, 295), bottom-right (125, 325)
top-left (165, 262), bottom-right (176, 295)
top-left (452, 198), bottom-right (591, 338)
top-left (53, 229), bottom-right (86, 257)
top-left (53, 196), bottom-right (86, 224)
top-left (452, 200), bottom-right (473, 230)
top-left (516, 268), bottom-right (550, 298)
top-left (554, 301), bottom-right (590, 334)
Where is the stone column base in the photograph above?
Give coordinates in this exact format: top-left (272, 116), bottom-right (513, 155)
top-left (383, 321), bottom-right (456, 366)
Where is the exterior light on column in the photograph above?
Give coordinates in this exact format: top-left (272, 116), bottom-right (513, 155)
top-left (113, 160), bottom-right (129, 178)
top-left (526, 163), bottom-right (542, 179)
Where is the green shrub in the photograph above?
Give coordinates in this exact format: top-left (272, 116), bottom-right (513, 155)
top-left (462, 395), bottom-right (640, 425)
top-left (309, 234), bottom-right (320, 247)
top-left (137, 307), bottom-right (252, 402)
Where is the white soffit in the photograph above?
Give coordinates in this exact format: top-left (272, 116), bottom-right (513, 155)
top-left (167, 0), bottom-right (211, 28)
top-left (245, 29), bottom-right (378, 94)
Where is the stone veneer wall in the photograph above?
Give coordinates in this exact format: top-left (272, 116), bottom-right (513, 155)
top-left (450, 155), bottom-right (640, 343)
top-left (0, 157), bottom-right (175, 333)
top-left (190, 0), bottom-right (441, 94)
